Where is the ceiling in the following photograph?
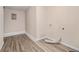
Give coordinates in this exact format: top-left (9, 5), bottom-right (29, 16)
top-left (4, 6), bottom-right (30, 11)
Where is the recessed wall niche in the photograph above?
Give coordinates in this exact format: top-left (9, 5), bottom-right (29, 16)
top-left (11, 13), bottom-right (17, 20)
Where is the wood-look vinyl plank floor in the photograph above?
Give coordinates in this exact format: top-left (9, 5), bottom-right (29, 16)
top-left (1, 34), bottom-right (44, 52)
top-left (0, 34), bottom-right (75, 52)
top-left (36, 39), bottom-right (75, 52)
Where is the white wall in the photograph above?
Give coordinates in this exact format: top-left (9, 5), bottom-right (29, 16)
top-left (46, 7), bottom-right (63, 41)
top-left (25, 7), bottom-right (37, 41)
top-left (25, 6), bottom-right (79, 50)
top-left (60, 7), bottom-right (79, 50)
top-left (25, 6), bottom-right (48, 41)
top-left (0, 6), bottom-right (4, 49)
top-left (4, 8), bottom-right (25, 36)
top-left (45, 6), bottom-right (79, 50)
top-left (36, 7), bottom-right (48, 39)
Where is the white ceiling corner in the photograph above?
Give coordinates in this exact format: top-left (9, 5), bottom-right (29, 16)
top-left (4, 6), bottom-right (30, 11)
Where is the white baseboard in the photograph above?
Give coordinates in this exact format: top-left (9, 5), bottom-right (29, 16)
top-left (61, 41), bottom-right (79, 51)
top-left (0, 34), bottom-right (3, 36)
top-left (4, 32), bottom-right (79, 51)
top-left (25, 32), bottom-right (38, 42)
top-left (35, 36), bottom-right (56, 41)
top-left (39, 36), bottom-right (79, 51)
top-left (0, 36), bottom-right (4, 50)
top-left (25, 33), bottom-right (50, 42)
top-left (4, 31), bottom-right (25, 37)
top-left (38, 36), bottom-right (47, 40)
top-left (46, 36), bottom-right (56, 40)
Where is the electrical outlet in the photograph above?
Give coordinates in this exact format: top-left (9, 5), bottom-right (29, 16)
top-left (62, 28), bottom-right (64, 30)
